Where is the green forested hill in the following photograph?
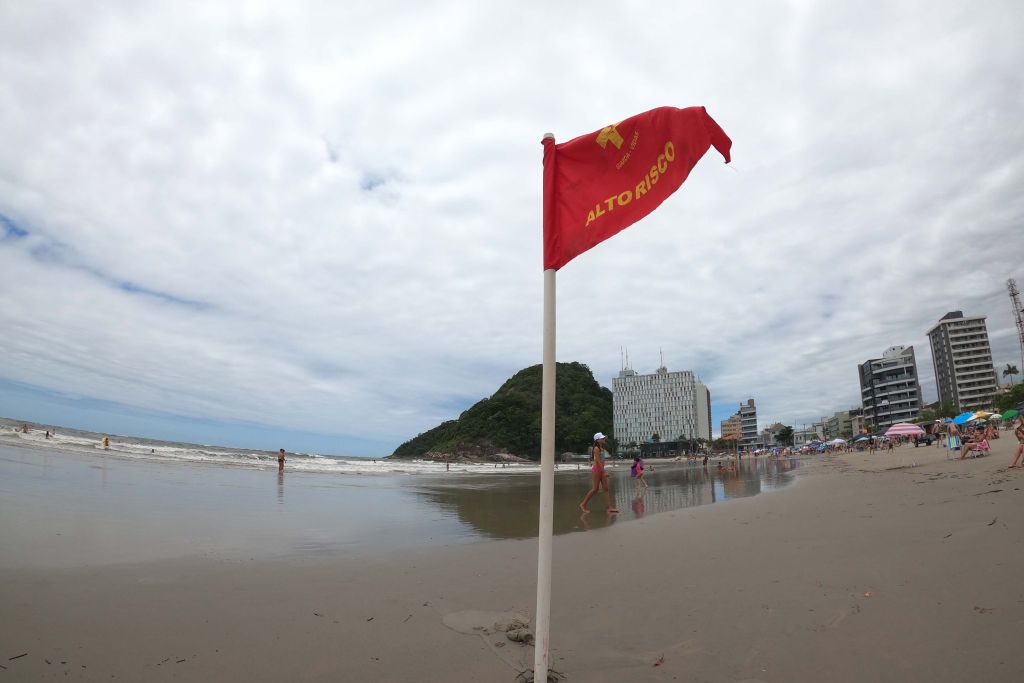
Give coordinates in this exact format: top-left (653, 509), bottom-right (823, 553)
top-left (390, 362), bottom-right (612, 460)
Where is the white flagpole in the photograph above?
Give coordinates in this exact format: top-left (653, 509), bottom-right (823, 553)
top-left (534, 264), bottom-right (556, 680)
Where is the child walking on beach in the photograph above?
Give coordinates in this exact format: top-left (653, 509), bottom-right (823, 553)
top-left (631, 456), bottom-right (648, 489)
top-left (580, 433), bottom-right (618, 514)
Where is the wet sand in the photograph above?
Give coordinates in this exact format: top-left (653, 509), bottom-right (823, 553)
top-left (1, 439), bottom-right (1022, 681)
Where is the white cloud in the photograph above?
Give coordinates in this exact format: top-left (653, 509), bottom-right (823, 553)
top-left (1, 0), bottom-right (1022, 452)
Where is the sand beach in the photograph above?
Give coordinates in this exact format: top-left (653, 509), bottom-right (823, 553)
top-left (1, 437), bottom-right (1022, 682)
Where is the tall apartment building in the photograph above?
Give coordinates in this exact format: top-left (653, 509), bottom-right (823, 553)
top-left (695, 383), bottom-right (712, 442)
top-left (859, 345), bottom-right (922, 430)
top-left (720, 414), bottom-right (741, 440)
top-left (613, 364), bottom-right (711, 445)
top-left (927, 311), bottom-right (999, 413)
top-left (739, 399), bottom-right (758, 449)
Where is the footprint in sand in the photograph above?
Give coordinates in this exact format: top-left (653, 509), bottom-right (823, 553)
top-left (823, 603), bottom-right (861, 629)
top-left (443, 609), bottom-right (535, 671)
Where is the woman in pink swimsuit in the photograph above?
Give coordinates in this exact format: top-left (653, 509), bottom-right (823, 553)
top-left (580, 432), bottom-right (619, 513)
top-left (1010, 419), bottom-right (1024, 469)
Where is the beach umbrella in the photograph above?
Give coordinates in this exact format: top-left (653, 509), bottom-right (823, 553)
top-left (952, 412), bottom-right (974, 425)
top-left (830, 438), bottom-right (846, 445)
top-left (1002, 409), bottom-right (1019, 421)
top-left (854, 436), bottom-right (869, 442)
top-left (971, 411), bottom-right (993, 420)
top-left (884, 423), bottom-right (926, 437)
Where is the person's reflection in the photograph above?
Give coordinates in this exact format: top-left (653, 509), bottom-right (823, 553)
top-left (579, 510), bottom-right (618, 530)
top-left (277, 469), bottom-right (284, 504)
top-left (631, 490), bottom-right (646, 518)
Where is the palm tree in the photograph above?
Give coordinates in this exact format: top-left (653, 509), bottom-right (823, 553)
top-left (1005, 364), bottom-right (1020, 386)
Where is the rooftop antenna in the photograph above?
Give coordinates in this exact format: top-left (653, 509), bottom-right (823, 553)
top-left (1009, 278), bottom-right (1024, 375)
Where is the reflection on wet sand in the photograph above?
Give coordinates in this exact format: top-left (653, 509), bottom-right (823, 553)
top-left (410, 457), bottom-right (799, 540)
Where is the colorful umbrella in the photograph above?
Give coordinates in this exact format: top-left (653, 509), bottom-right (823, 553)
top-left (1002, 409), bottom-right (1020, 421)
top-left (952, 412), bottom-right (974, 425)
top-left (884, 423), bottom-right (926, 437)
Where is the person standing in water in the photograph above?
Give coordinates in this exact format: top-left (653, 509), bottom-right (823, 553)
top-left (631, 455), bottom-right (649, 489)
top-left (579, 433), bottom-right (618, 514)
top-left (278, 448), bottom-right (286, 471)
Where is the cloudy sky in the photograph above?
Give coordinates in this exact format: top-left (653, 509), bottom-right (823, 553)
top-left (1, 1), bottom-right (1022, 455)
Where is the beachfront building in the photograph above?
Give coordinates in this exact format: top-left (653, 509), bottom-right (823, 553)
top-left (926, 311), bottom-right (999, 413)
top-left (850, 411), bottom-right (867, 437)
top-left (695, 383), bottom-right (712, 442)
top-left (859, 345), bottom-right (923, 431)
top-left (613, 364), bottom-right (711, 447)
top-left (793, 424), bottom-right (823, 447)
top-left (823, 408), bottom-right (861, 439)
top-left (739, 399), bottom-right (758, 450)
top-left (756, 422), bottom-right (786, 449)
top-left (720, 414), bottom-right (741, 440)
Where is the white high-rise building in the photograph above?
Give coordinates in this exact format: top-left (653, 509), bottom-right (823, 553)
top-left (927, 311), bottom-right (998, 413)
top-left (613, 364), bottom-right (711, 446)
top-left (858, 345), bottom-right (922, 430)
top-left (738, 399), bottom-right (758, 449)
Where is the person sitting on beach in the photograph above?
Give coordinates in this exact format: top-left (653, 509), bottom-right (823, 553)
top-left (960, 429), bottom-right (988, 460)
top-left (1010, 419), bottom-right (1024, 469)
top-left (630, 456), bottom-right (649, 489)
top-left (579, 433), bottom-right (618, 514)
top-left (985, 422), bottom-right (997, 440)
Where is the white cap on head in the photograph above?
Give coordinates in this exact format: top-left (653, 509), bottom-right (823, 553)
top-left (593, 432), bottom-right (607, 441)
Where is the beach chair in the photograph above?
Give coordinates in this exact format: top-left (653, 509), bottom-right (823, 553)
top-left (945, 434), bottom-right (961, 459)
top-left (962, 439), bottom-right (990, 459)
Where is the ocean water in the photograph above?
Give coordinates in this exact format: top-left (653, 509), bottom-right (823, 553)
top-left (0, 419), bottom-right (538, 475)
top-left (0, 421), bottom-right (801, 569)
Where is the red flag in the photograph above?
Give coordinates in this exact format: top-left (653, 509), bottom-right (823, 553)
top-left (542, 106), bottom-right (730, 270)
